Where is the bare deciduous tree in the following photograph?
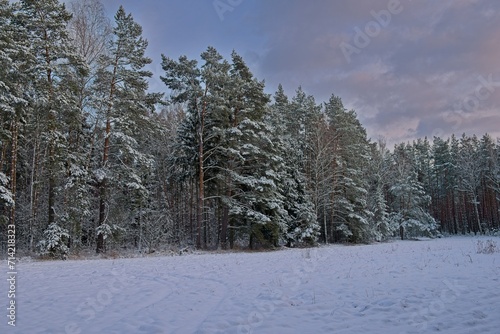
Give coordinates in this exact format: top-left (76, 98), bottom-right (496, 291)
top-left (69, 0), bottom-right (111, 68)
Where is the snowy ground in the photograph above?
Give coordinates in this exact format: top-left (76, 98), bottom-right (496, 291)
top-left (2, 236), bottom-right (500, 334)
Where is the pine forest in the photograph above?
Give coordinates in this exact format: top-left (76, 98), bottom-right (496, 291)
top-left (2, 0), bottom-right (500, 258)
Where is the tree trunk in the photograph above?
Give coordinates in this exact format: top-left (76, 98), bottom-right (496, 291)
top-left (451, 191), bottom-right (458, 234)
top-left (323, 208), bottom-right (328, 244)
top-left (29, 134), bottom-right (40, 252)
top-left (473, 193), bottom-right (482, 234)
top-left (249, 226), bottom-right (254, 250)
top-left (96, 115), bottom-right (111, 253)
top-left (9, 119), bottom-right (18, 227)
top-left (196, 99), bottom-right (207, 249)
top-left (229, 223), bottom-right (234, 249)
top-left (48, 147), bottom-right (56, 226)
top-left (220, 174), bottom-right (232, 249)
top-left (221, 204), bottom-right (229, 250)
top-left (96, 52), bottom-right (118, 253)
top-left (196, 139), bottom-right (204, 249)
top-left (96, 179), bottom-right (106, 253)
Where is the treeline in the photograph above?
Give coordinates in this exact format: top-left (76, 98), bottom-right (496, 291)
top-left (1, 0), bottom-right (499, 257)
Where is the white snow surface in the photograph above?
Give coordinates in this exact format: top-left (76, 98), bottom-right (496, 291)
top-left (2, 236), bottom-right (500, 334)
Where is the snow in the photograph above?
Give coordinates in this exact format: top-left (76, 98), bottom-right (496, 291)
top-left (2, 236), bottom-right (500, 334)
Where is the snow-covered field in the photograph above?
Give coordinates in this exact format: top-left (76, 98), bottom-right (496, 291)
top-left (2, 236), bottom-right (500, 334)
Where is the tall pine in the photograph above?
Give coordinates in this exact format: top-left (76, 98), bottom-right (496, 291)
top-left (324, 94), bottom-right (372, 243)
top-left (93, 6), bottom-right (159, 253)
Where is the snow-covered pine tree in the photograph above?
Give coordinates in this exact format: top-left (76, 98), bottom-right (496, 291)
top-left (495, 139), bottom-right (500, 232)
top-left (265, 84), bottom-right (288, 136)
top-left (324, 94), bottom-right (372, 243)
top-left (388, 143), bottom-right (438, 239)
top-left (17, 0), bottom-right (88, 251)
top-left (37, 222), bottom-right (70, 259)
top-left (49, 0), bottom-right (113, 250)
top-left (93, 6), bottom-right (160, 253)
top-left (449, 134), bottom-right (466, 233)
top-left (456, 134), bottom-right (483, 234)
top-left (156, 107), bottom-right (190, 244)
top-left (267, 85), bottom-right (319, 246)
top-left (161, 47), bottom-right (230, 249)
top-left (478, 134), bottom-right (500, 232)
top-left (367, 140), bottom-right (394, 241)
top-left (0, 0), bottom-right (27, 228)
top-left (66, 0), bottom-right (111, 249)
top-left (0, 0), bottom-right (45, 249)
top-left (494, 139), bottom-right (500, 222)
top-left (0, 172), bottom-right (13, 209)
top-left (137, 110), bottom-right (183, 251)
top-left (287, 87), bottom-right (322, 181)
top-left (222, 52), bottom-right (290, 249)
top-left (226, 117), bottom-right (286, 248)
top-left (432, 136), bottom-right (453, 233)
top-left (414, 137), bottom-right (433, 203)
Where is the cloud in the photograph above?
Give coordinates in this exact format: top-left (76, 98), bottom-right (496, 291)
top-left (246, 0), bottom-right (500, 145)
top-left (97, 0), bottom-right (500, 145)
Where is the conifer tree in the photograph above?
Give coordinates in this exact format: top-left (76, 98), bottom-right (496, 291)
top-left (93, 6), bottom-right (159, 253)
top-left (0, 0), bottom-right (26, 227)
top-left (367, 140), bottom-right (394, 241)
top-left (455, 134), bottom-right (485, 234)
top-left (389, 143), bottom-right (438, 239)
top-left (324, 94), bottom-right (372, 242)
top-left (478, 134), bottom-right (499, 232)
top-left (0, 0), bottom-right (42, 248)
top-left (494, 139), bottom-right (500, 208)
top-left (432, 136), bottom-right (457, 233)
top-left (16, 0), bottom-right (87, 252)
top-left (268, 85), bottom-right (318, 246)
top-left (161, 47), bottom-right (228, 249)
top-left (223, 52), bottom-right (289, 249)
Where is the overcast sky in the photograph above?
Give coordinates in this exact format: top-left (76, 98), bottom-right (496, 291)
top-left (96, 0), bottom-right (500, 146)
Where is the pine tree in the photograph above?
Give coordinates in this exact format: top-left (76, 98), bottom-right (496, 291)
top-left (37, 222), bottom-right (70, 259)
top-left (367, 140), bottom-right (394, 241)
top-left (93, 6), bottom-right (160, 253)
top-left (478, 134), bottom-right (500, 232)
top-left (223, 53), bottom-right (302, 249)
top-left (324, 94), bottom-right (372, 243)
top-left (388, 143), bottom-right (438, 239)
top-left (495, 139), bottom-right (500, 232)
top-left (226, 117), bottom-right (285, 248)
top-left (495, 139), bottom-right (500, 204)
top-left (16, 0), bottom-right (87, 250)
top-left (67, 2), bottom-right (112, 241)
top-left (456, 134), bottom-right (483, 234)
top-left (137, 110), bottom-right (182, 251)
top-left (161, 47), bottom-right (228, 249)
top-left (267, 85), bottom-right (319, 246)
top-left (287, 87), bottom-right (322, 181)
top-left (0, 0), bottom-right (27, 227)
top-left (450, 136), bottom-right (463, 234)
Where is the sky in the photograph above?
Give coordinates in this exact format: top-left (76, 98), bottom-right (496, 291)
top-left (94, 0), bottom-right (500, 146)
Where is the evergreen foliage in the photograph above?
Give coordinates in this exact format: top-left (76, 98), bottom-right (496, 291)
top-left (1, 0), bottom-right (499, 256)
top-left (37, 222), bottom-right (70, 259)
